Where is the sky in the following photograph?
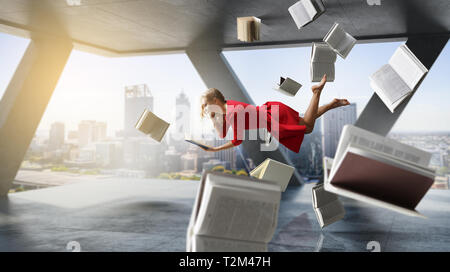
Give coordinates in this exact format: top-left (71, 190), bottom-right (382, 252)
top-left (0, 32), bottom-right (449, 137)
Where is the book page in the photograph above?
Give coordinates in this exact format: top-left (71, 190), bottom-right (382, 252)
top-left (192, 235), bottom-right (267, 252)
top-left (303, 0), bottom-right (318, 19)
top-left (280, 77), bottom-right (302, 95)
top-left (312, 43), bottom-right (337, 63)
top-left (324, 24), bottom-right (355, 58)
top-left (311, 62), bottom-right (335, 82)
top-left (331, 125), bottom-right (432, 179)
top-left (389, 45), bottom-right (427, 90)
top-left (370, 64), bottom-right (411, 104)
top-left (289, 1), bottom-right (313, 28)
top-left (324, 24), bottom-right (345, 51)
top-left (194, 183), bottom-right (280, 243)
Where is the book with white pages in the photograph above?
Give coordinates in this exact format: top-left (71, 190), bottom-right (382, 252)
top-left (273, 77), bottom-right (302, 96)
top-left (237, 16), bottom-right (261, 42)
top-left (135, 109), bottom-right (170, 142)
top-left (186, 171), bottom-right (281, 252)
top-left (370, 44), bottom-right (428, 113)
top-left (310, 42), bottom-right (337, 82)
top-left (324, 124), bottom-right (435, 218)
top-left (288, 0), bottom-right (325, 29)
top-left (250, 158), bottom-right (295, 192)
top-left (323, 23), bottom-right (356, 59)
top-left (312, 166), bottom-right (345, 228)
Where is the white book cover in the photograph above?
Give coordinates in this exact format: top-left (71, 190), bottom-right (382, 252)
top-left (187, 171), bottom-right (281, 251)
top-left (311, 43), bottom-right (336, 82)
top-left (323, 23), bottom-right (356, 59)
top-left (237, 16), bottom-right (261, 42)
top-left (135, 109), bottom-right (170, 142)
top-left (250, 158), bottom-right (295, 192)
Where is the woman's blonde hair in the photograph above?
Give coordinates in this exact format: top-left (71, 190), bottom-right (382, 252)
top-left (200, 88), bottom-right (226, 118)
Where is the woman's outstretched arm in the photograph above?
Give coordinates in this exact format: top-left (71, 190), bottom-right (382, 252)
top-left (200, 141), bottom-right (235, 152)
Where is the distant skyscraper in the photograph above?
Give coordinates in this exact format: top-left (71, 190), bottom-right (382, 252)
top-left (175, 91), bottom-right (191, 137)
top-left (214, 138), bottom-right (236, 169)
top-left (124, 84), bottom-right (153, 137)
top-left (321, 103), bottom-right (357, 158)
top-left (48, 122), bottom-right (65, 151)
top-left (92, 121), bottom-right (107, 142)
top-left (78, 120), bottom-right (107, 147)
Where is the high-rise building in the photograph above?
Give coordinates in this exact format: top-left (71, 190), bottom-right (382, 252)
top-left (321, 103), bottom-right (357, 158)
top-left (214, 138), bottom-right (236, 169)
top-left (124, 84), bottom-right (153, 137)
top-left (48, 122), bottom-right (65, 151)
top-left (78, 120), bottom-right (107, 147)
top-left (175, 91), bottom-right (191, 137)
top-left (92, 121), bottom-right (107, 142)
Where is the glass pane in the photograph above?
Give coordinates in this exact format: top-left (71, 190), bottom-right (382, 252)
top-left (0, 33), bottom-right (30, 100)
top-left (16, 50), bottom-right (213, 192)
top-left (389, 43), bottom-right (450, 189)
top-left (223, 42), bottom-right (404, 180)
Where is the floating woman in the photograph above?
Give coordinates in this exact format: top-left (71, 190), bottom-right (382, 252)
top-left (199, 75), bottom-right (350, 153)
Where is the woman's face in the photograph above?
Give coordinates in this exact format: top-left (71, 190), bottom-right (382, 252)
top-left (203, 98), bottom-right (224, 119)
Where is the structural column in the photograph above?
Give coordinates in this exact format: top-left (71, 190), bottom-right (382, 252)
top-left (0, 35), bottom-right (73, 196)
top-left (187, 48), bottom-right (304, 186)
top-left (355, 36), bottom-right (449, 136)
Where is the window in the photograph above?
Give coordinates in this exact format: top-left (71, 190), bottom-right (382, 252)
top-left (389, 43), bottom-right (450, 189)
top-left (223, 41), bottom-right (405, 180)
top-left (16, 49), bottom-right (215, 192)
top-left (0, 33), bottom-right (30, 100)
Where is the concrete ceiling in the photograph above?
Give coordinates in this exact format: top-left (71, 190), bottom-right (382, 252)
top-left (0, 0), bottom-right (449, 55)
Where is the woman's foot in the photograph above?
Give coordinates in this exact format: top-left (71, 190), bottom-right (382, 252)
top-left (329, 98), bottom-right (350, 109)
top-left (311, 74), bottom-right (327, 95)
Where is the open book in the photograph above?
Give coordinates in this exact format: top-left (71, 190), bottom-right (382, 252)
top-left (311, 42), bottom-right (336, 82)
top-left (323, 23), bottom-right (356, 59)
top-left (135, 109), bottom-right (170, 142)
top-left (185, 138), bottom-right (211, 150)
top-left (289, 0), bottom-right (325, 29)
top-left (370, 44), bottom-right (428, 113)
top-left (250, 158), bottom-right (295, 192)
top-left (324, 125), bottom-right (435, 217)
top-left (273, 77), bottom-right (302, 96)
top-left (237, 16), bottom-right (261, 42)
top-left (312, 176), bottom-right (345, 228)
top-left (186, 171), bottom-right (281, 252)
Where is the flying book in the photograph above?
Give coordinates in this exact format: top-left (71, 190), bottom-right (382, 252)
top-left (288, 0), bottom-right (325, 29)
top-left (323, 23), bottom-right (356, 59)
top-left (310, 42), bottom-right (336, 82)
top-left (237, 16), bottom-right (261, 42)
top-left (273, 77), bottom-right (302, 96)
top-left (186, 171), bottom-right (281, 252)
top-left (250, 158), bottom-right (295, 192)
top-left (324, 125), bottom-right (435, 217)
top-left (312, 176), bottom-right (345, 228)
top-left (370, 44), bottom-right (428, 113)
top-left (135, 109), bottom-right (170, 142)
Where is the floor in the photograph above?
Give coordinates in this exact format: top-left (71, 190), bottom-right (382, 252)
top-left (0, 177), bottom-right (449, 252)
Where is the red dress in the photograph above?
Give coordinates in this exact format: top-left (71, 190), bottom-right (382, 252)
top-left (220, 100), bottom-right (306, 153)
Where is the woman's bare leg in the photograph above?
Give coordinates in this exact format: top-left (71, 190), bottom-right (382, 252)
top-left (303, 75), bottom-right (327, 132)
top-left (301, 75), bottom-right (350, 133)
